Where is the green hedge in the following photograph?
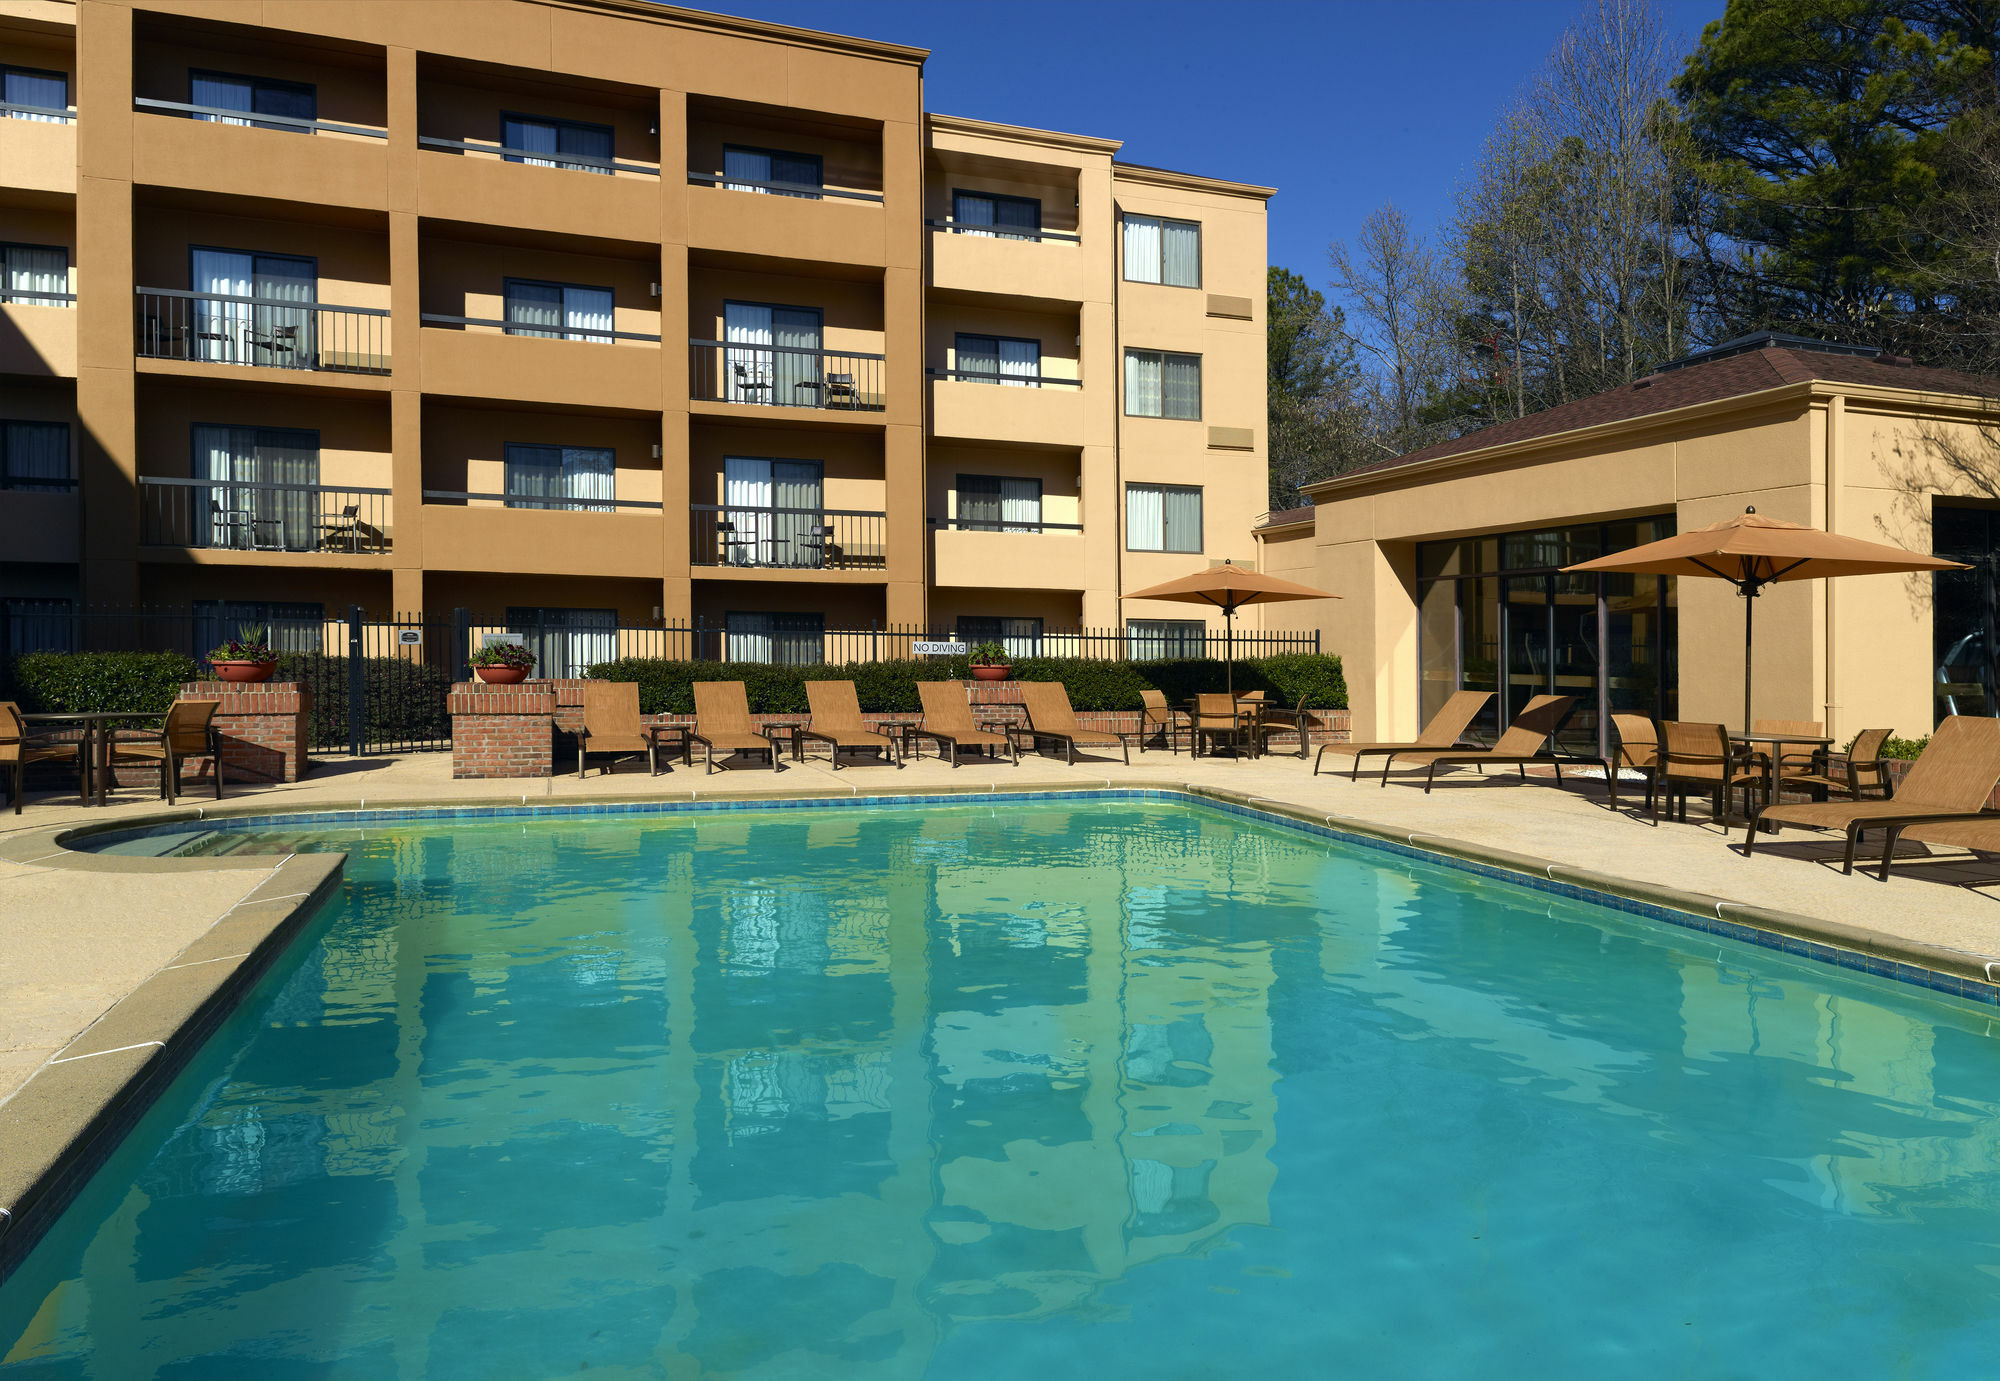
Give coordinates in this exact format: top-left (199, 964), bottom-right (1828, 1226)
top-left (584, 653), bottom-right (1346, 716)
top-left (1, 650), bottom-right (201, 715)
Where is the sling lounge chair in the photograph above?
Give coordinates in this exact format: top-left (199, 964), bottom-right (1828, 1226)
top-left (1015, 682), bottom-right (1133, 766)
top-left (691, 681), bottom-right (782, 774)
top-left (576, 680), bottom-right (660, 778)
top-left (911, 681), bottom-right (1017, 767)
top-left (801, 680), bottom-right (902, 769)
top-left (1744, 715), bottom-right (2000, 880)
top-left (1378, 694), bottom-right (1578, 792)
top-left (1313, 690), bottom-right (1493, 780)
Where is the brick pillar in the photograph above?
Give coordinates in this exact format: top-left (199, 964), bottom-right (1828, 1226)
top-left (449, 681), bottom-right (554, 779)
top-left (173, 681), bottom-right (312, 784)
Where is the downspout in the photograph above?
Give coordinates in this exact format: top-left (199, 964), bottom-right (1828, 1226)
top-left (1824, 394), bottom-right (1843, 742)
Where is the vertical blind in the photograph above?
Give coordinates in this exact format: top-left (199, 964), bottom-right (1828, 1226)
top-left (1122, 214), bottom-right (1200, 287)
top-left (1126, 483), bottom-right (1202, 553)
top-left (0, 420), bottom-right (69, 490)
top-left (506, 281), bottom-right (615, 342)
top-left (953, 191), bottom-right (1041, 240)
top-left (723, 456), bottom-right (824, 566)
top-left (1124, 350), bottom-right (1200, 419)
top-left (2, 244), bottom-right (66, 303)
top-left (956, 334), bottom-right (1041, 387)
top-left (192, 249), bottom-right (315, 365)
top-left (190, 71), bottom-right (315, 131)
top-left (1126, 619), bottom-right (1207, 659)
top-left (724, 147), bottom-right (823, 198)
top-left (726, 611), bottom-right (825, 665)
top-left (506, 606), bottom-right (618, 678)
top-left (724, 302), bottom-right (822, 402)
top-left (503, 116), bottom-right (614, 174)
top-left (194, 600), bottom-right (324, 654)
top-left (193, 424), bottom-right (320, 551)
top-left (4, 67), bottom-right (69, 121)
top-left (504, 444), bottom-right (615, 511)
top-left (957, 475), bottom-right (1042, 532)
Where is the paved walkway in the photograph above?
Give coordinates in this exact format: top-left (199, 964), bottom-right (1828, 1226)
top-left (4, 742), bottom-right (1998, 1113)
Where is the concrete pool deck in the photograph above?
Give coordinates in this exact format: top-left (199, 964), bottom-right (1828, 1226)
top-left (3, 742), bottom-right (1998, 1266)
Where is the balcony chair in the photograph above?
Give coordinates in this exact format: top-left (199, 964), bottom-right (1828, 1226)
top-left (319, 503), bottom-right (363, 553)
top-left (824, 372), bottom-right (857, 408)
top-left (730, 362), bottom-right (773, 403)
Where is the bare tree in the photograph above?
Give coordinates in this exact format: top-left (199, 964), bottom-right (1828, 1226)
top-left (1327, 203), bottom-right (1462, 454)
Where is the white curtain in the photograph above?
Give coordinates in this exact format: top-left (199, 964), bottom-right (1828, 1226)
top-left (563, 286), bottom-right (614, 342)
top-left (726, 611), bottom-right (773, 664)
top-left (3, 245), bottom-right (66, 302)
top-left (505, 281), bottom-right (562, 338)
top-left (724, 456), bottom-right (771, 564)
top-left (725, 301), bottom-right (772, 401)
top-left (504, 116), bottom-right (560, 168)
top-left (998, 338), bottom-right (1039, 388)
top-left (1126, 485), bottom-right (1164, 552)
top-left (1161, 221), bottom-right (1200, 287)
top-left (1000, 478), bottom-right (1040, 532)
top-left (1162, 485), bottom-right (1202, 551)
top-left (189, 72), bottom-right (253, 126)
top-left (1123, 215), bottom-right (1162, 283)
top-left (1162, 352), bottom-right (1201, 419)
top-left (253, 254), bottom-right (315, 368)
top-left (4, 69), bottom-right (68, 122)
top-left (192, 249), bottom-right (253, 363)
top-left (564, 447), bottom-right (614, 511)
top-left (194, 423), bottom-right (240, 547)
top-left (1125, 350), bottom-right (1162, 417)
top-left (565, 612), bottom-right (617, 676)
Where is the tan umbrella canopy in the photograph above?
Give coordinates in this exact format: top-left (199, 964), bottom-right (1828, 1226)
top-left (1563, 507), bottom-right (1966, 729)
top-left (1125, 560), bottom-right (1339, 693)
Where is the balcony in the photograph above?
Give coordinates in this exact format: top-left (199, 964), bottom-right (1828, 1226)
top-left (689, 341), bottom-right (885, 415)
top-left (135, 288), bottom-right (389, 376)
top-left (131, 98), bottom-right (389, 209)
top-left (417, 143), bottom-right (662, 244)
top-left (931, 519), bottom-right (1086, 591)
top-left (0, 485), bottom-right (78, 565)
top-left (421, 492), bottom-right (664, 579)
top-left (686, 178), bottom-right (887, 266)
top-left (928, 372), bottom-right (1084, 446)
top-left (690, 505), bottom-right (886, 574)
top-left (928, 221), bottom-right (1085, 304)
top-left (1, 105), bottom-right (76, 195)
top-left (420, 319), bottom-right (662, 411)
top-left (139, 477), bottom-right (392, 556)
top-left (0, 294), bottom-right (77, 376)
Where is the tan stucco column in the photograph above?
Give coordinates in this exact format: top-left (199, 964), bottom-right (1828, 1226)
top-left (658, 88), bottom-right (691, 624)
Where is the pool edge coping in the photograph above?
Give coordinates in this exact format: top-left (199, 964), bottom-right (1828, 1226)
top-left (3, 778), bottom-right (1995, 1284)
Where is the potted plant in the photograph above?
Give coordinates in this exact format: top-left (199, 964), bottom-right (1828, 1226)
top-left (470, 642), bottom-right (537, 685)
top-left (207, 624), bottom-right (279, 684)
top-left (968, 640), bottom-right (1013, 682)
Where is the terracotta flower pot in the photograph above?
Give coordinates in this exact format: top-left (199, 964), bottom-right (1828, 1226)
top-left (211, 660), bottom-right (276, 684)
top-left (971, 664), bottom-right (1012, 682)
top-left (475, 665), bottom-right (530, 685)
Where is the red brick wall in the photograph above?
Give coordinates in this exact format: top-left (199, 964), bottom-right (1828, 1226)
top-left (450, 682), bottom-right (555, 779)
top-left (107, 682), bottom-right (311, 787)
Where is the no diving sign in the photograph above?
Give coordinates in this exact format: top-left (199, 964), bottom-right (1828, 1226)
top-left (913, 640), bottom-right (967, 656)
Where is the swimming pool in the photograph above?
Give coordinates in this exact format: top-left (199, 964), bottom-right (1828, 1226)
top-left (5, 795), bottom-right (2000, 1377)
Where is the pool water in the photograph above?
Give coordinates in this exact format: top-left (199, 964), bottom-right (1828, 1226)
top-left (5, 798), bottom-right (2000, 1378)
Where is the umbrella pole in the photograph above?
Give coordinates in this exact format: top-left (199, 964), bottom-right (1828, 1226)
top-left (1743, 583), bottom-right (1754, 733)
top-left (1225, 606), bottom-right (1235, 696)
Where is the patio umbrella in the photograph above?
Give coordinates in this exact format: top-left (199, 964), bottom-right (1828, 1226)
top-left (1563, 507), bottom-right (1966, 730)
top-left (1124, 561), bottom-right (1339, 694)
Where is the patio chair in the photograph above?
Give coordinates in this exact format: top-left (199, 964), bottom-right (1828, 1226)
top-left (1741, 718), bottom-right (1828, 806)
top-left (911, 681), bottom-right (1017, 767)
top-left (1377, 694), bottom-right (1578, 792)
top-left (1313, 690), bottom-right (1493, 780)
top-left (1139, 688), bottom-right (1190, 754)
top-left (801, 680), bottom-right (902, 769)
top-left (1744, 715), bottom-right (2000, 880)
top-left (105, 699), bottom-right (223, 806)
top-left (1192, 693), bottom-right (1256, 759)
top-left (1651, 721), bottom-right (1764, 824)
top-left (1014, 681), bottom-right (1134, 765)
top-left (575, 680), bottom-right (659, 778)
top-left (1605, 714), bottom-right (1662, 813)
top-left (1253, 691), bottom-right (1315, 760)
top-left (0, 701), bottom-right (89, 814)
top-left (690, 681), bottom-right (782, 774)
top-left (1773, 726), bottom-right (1894, 804)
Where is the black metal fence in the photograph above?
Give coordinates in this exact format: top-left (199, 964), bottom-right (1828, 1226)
top-left (688, 340), bottom-right (886, 411)
top-left (135, 287), bottom-right (390, 374)
top-left (139, 478), bottom-right (393, 554)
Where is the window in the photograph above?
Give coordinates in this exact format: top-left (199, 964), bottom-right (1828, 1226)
top-left (957, 616), bottom-right (1043, 659)
top-left (502, 114), bottom-right (614, 174)
top-left (1127, 619), bottom-right (1208, 660)
top-left (504, 444), bottom-right (614, 512)
top-left (722, 457), bottom-right (824, 567)
top-left (1123, 214), bottom-right (1200, 287)
top-left (194, 600), bottom-right (324, 655)
top-left (726, 611), bottom-right (825, 666)
top-left (724, 145), bottom-right (823, 199)
top-left (956, 333), bottom-right (1041, 387)
top-left (957, 474), bottom-right (1042, 532)
top-left (505, 279), bottom-right (615, 342)
top-left (189, 70), bottom-right (315, 132)
top-left (1124, 349), bottom-right (1201, 419)
top-left (1, 420), bottom-right (70, 491)
top-left (506, 606), bottom-right (617, 679)
top-left (1934, 505), bottom-right (2000, 722)
top-left (192, 424), bottom-right (319, 551)
top-left (1, 598), bottom-right (76, 654)
top-left (724, 301), bottom-right (823, 403)
top-left (1126, 483), bottom-right (1202, 553)
top-left (2, 244), bottom-right (68, 305)
top-left (4, 65), bottom-right (69, 122)
top-left (953, 190), bottom-right (1041, 240)
top-left (190, 248), bottom-right (315, 365)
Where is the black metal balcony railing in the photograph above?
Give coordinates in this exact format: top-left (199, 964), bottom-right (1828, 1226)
top-left (132, 97), bottom-right (386, 139)
top-left (422, 490), bottom-right (663, 512)
top-left (421, 313), bottom-right (661, 344)
top-left (0, 287), bottom-right (75, 306)
top-left (926, 367), bottom-right (1083, 388)
top-left (419, 134), bottom-right (660, 176)
top-left (924, 219), bottom-right (1080, 244)
top-left (932, 517), bottom-right (1084, 534)
top-left (685, 171), bottom-right (884, 203)
top-left (689, 341), bottom-right (886, 412)
top-left (140, 477), bottom-right (392, 554)
top-left (690, 505), bottom-right (887, 571)
top-left (136, 288), bottom-right (390, 374)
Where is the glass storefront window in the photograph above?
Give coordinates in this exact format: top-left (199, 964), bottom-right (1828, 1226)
top-left (1934, 505), bottom-right (1999, 722)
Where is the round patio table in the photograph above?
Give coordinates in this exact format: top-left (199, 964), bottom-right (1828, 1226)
top-left (1729, 730), bottom-right (1837, 823)
top-left (20, 710), bottom-right (167, 806)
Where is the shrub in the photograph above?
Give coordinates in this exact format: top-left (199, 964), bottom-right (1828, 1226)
top-left (585, 653), bottom-right (1347, 716)
top-left (2, 650), bottom-right (202, 715)
top-left (273, 651), bottom-right (455, 750)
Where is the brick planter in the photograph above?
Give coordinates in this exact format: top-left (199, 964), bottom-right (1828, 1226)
top-left (106, 681), bottom-right (312, 787)
top-left (450, 681), bottom-right (556, 779)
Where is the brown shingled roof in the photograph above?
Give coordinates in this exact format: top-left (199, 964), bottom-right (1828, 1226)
top-left (1329, 341), bottom-right (2000, 481)
top-left (1258, 505), bottom-right (1315, 528)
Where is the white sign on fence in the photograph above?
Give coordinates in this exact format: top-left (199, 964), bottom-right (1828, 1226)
top-left (395, 629), bottom-right (422, 647)
top-left (913, 640), bottom-right (968, 656)
top-left (481, 632), bottom-right (527, 649)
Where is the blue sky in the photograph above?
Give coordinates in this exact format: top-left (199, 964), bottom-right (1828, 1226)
top-left (699, 0), bottom-right (1726, 292)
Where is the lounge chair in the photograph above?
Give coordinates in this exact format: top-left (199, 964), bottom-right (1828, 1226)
top-left (1192, 692), bottom-right (1256, 759)
top-left (575, 680), bottom-right (661, 778)
top-left (690, 681), bottom-right (782, 774)
top-left (105, 699), bottom-right (222, 805)
top-left (0, 701), bottom-right (89, 814)
top-left (1015, 681), bottom-right (1134, 765)
top-left (1377, 694), bottom-right (1578, 791)
top-left (801, 680), bottom-right (902, 769)
top-left (1651, 721), bottom-right (1765, 824)
top-left (1606, 713), bottom-right (1661, 812)
top-left (911, 681), bottom-right (1017, 766)
top-left (1313, 690), bottom-right (1493, 780)
top-left (1744, 715), bottom-right (2000, 879)
top-left (1139, 688), bottom-right (1190, 754)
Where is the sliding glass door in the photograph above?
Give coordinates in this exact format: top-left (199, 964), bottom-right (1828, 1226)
top-left (191, 250), bottom-right (315, 367)
top-left (504, 444), bottom-right (615, 511)
top-left (723, 457), bottom-right (824, 567)
top-left (723, 302), bottom-right (822, 405)
top-left (193, 424), bottom-right (320, 551)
